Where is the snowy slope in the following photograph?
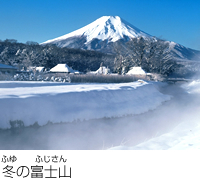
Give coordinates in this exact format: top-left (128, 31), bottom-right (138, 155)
top-left (109, 112), bottom-right (200, 150)
top-left (168, 41), bottom-right (200, 61)
top-left (182, 80), bottom-right (200, 94)
top-left (0, 81), bottom-right (170, 128)
top-left (108, 80), bottom-right (200, 150)
top-left (41, 15), bottom-right (200, 60)
top-left (42, 16), bottom-right (150, 46)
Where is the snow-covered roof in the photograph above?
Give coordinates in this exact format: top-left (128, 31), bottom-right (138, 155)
top-left (50, 64), bottom-right (79, 73)
top-left (0, 63), bottom-right (17, 69)
top-left (36, 67), bottom-right (45, 72)
top-left (96, 66), bottom-right (110, 74)
top-left (88, 66), bottom-right (110, 75)
top-left (127, 67), bottom-right (146, 75)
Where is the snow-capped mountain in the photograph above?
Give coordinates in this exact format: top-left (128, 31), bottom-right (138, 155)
top-left (42, 15), bottom-right (200, 61)
top-left (41, 16), bottom-right (151, 52)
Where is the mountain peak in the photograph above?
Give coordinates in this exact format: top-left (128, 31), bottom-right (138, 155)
top-left (97, 15), bottom-right (121, 21)
top-left (42, 15), bottom-right (151, 46)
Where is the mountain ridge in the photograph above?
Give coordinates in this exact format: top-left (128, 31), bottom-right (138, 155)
top-left (41, 16), bottom-right (200, 61)
top-left (41, 16), bottom-right (151, 47)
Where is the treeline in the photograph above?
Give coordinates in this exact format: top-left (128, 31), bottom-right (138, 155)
top-left (113, 37), bottom-right (185, 76)
top-left (0, 38), bottom-right (196, 77)
top-left (0, 39), bottom-right (115, 73)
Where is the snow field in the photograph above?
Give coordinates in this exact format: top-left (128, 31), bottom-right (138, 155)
top-left (182, 80), bottom-right (200, 94)
top-left (109, 80), bottom-right (200, 150)
top-left (0, 81), bottom-right (170, 128)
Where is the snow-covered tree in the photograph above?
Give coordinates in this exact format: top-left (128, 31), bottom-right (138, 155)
top-left (113, 37), bottom-right (183, 75)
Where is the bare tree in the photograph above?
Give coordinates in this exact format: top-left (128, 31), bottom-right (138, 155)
top-left (113, 36), bottom-right (182, 75)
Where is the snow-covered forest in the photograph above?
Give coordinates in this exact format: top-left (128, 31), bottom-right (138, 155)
top-left (1, 38), bottom-right (199, 77)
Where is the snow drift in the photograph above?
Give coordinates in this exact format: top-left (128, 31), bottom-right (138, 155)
top-left (109, 80), bottom-right (200, 150)
top-left (182, 80), bottom-right (200, 94)
top-left (0, 81), bottom-right (170, 128)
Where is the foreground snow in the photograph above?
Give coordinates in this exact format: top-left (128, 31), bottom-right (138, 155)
top-left (109, 80), bottom-right (200, 150)
top-left (109, 120), bottom-right (200, 150)
top-left (182, 79), bottom-right (200, 94)
top-left (0, 81), bottom-right (170, 128)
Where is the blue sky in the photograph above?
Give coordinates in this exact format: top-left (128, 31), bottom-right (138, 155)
top-left (0, 0), bottom-right (200, 50)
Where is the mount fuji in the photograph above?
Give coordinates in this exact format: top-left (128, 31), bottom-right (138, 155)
top-left (42, 16), bottom-right (200, 61)
top-left (41, 16), bottom-right (151, 53)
